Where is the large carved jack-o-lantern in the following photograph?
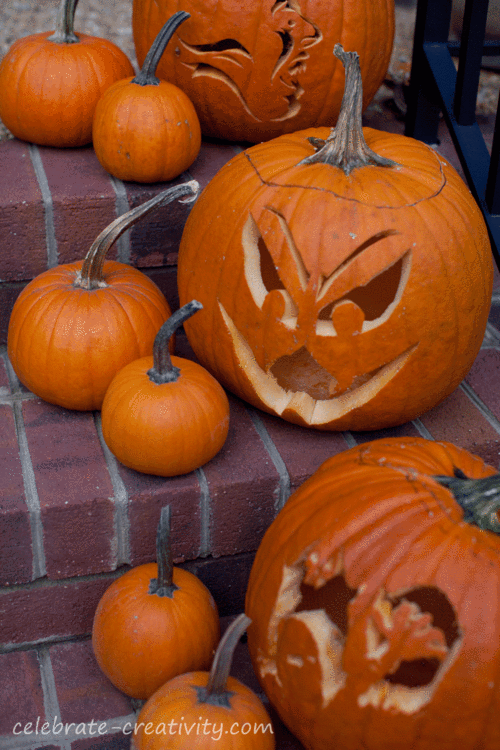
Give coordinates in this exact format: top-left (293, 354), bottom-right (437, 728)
top-left (132, 0), bottom-right (395, 142)
top-left (177, 47), bottom-right (493, 431)
top-left (246, 437), bottom-right (500, 750)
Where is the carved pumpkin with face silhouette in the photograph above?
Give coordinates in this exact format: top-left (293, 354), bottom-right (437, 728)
top-left (132, 0), bottom-right (395, 141)
top-left (245, 437), bottom-right (500, 749)
top-left (177, 118), bottom-right (493, 430)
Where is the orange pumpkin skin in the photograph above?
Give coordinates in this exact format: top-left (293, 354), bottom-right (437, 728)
top-left (245, 437), bottom-right (500, 750)
top-left (177, 128), bottom-right (493, 431)
top-left (0, 32), bottom-right (134, 148)
top-left (131, 0), bottom-right (395, 142)
top-left (92, 564), bottom-right (220, 700)
top-left (7, 261), bottom-right (171, 411)
top-left (93, 77), bottom-right (201, 183)
top-left (133, 674), bottom-right (274, 749)
top-left (101, 355), bottom-right (230, 476)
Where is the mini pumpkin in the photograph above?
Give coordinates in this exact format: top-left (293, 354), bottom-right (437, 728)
top-left (177, 45), bottom-right (493, 431)
top-left (0, 0), bottom-right (134, 147)
top-left (92, 505), bottom-right (220, 700)
top-left (93, 11), bottom-right (201, 183)
top-left (101, 300), bottom-right (230, 476)
top-left (7, 181), bottom-right (199, 411)
top-left (132, 0), bottom-right (395, 142)
top-left (133, 613), bottom-right (275, 750)
top-left (246, 436), bottom-right (500, 750)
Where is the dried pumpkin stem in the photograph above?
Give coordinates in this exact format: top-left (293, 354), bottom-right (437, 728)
top-left (148, 506), bottom-right (178, 597)
top-left (132, 11), bottom-right (190, 86)
top-left (434, 469), bottom-right (500, 533)
top-left (195, 613), bottom-right (251, 707)
top-left (299, 44), bottom-right (398, 174)
top-left (48, 0), bottom-right (80, 44)
top-left (147, 300), bottom-right (203, 385)
top-left (74, 180), bottom-right (199, 290)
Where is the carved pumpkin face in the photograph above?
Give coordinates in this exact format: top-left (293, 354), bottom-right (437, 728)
top-left (132, 0), bottom-right (395, 141)
top-left (177, 127), bottom-right (493, 431)
top-left (245, 438), bottom-right (500, 750)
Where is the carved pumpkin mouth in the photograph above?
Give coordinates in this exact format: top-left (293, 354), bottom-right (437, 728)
top-left (219, 303), bottom-right (416, 426)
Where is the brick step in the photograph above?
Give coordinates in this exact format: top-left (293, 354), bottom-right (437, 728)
top-left (0, 616), bottom-right (304, 750)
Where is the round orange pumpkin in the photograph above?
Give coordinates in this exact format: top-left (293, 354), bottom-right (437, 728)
top-left (92, 506), bottom-right (220, 700)
top-left (245, 436), bottom-right (500, 750)
top-left (101, 300), bottom-right (230, 476)
top-left (177, 46), bottom-right (493, 431)
top-left (7, 181), bottom-right (198, 411)
top-left (0, 0), bottom-right (134, 147)
top-left (132, 0), bottom-right (395, 142)
top-left (133, 613), bottom-right (275, 749)
top-left (93, 12), bottom-right (201, 183)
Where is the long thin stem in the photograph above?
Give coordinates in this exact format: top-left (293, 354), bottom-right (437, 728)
top-left (195, 614), bottom-right (251, 707)
top-left (148, 506), bottom-right (178, 597)
top-left (74, 180), bottom-right (199, 290)
top-left (434, 469), bottom-right (500, 533)
top-left (132, 11), bottom-right (190, 86)
top-left (48, 0), bottom-right (80, 44)
top-left (147, 300), bottom-right (203, 384)
top-left (299, 44), bottom-right (398, 174)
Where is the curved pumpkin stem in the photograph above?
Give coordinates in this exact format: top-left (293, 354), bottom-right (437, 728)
top-left (299, 44), bottom-right (398, 175)
top-left (148, 505), bottom-right (178, 597)
top-left (132, 11), bottom-right (190, 86)
top-left (147, 300), bottom-right (203, 384)
top-left (74, 180), bottom-right (199, 290)
top-left (48, 0), bottom-right (80, 44)
top-left (434, 469), bottom-right (500, 533)
top-left (195, 613), bottom-right (251, 707)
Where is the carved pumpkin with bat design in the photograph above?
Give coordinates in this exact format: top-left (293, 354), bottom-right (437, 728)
top-left (177, 47), bottom-right (493, 431)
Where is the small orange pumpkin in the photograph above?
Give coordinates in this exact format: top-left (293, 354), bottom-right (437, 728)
top-left (7, 181), bottom-right (199, 411)
top-left (93, 11), bottom-right (201, 183)
top-left (177, 46), bottom-right (493, 431)
top-left (101, 300), bottom-right (230, 476)
top-left (246, 437), bottom-right (500, 750)
top-left (0, 0), bottom-right (134, 147)
top-left (92, 505), bottom-right (220, 700)
top-left (133, 613), bottom-right (275, 750)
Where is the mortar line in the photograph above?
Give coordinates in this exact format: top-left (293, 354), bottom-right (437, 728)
top-left (37, 646), bottom-right (61, 727)
top-left (195, 467), bottom-right (211, 557)
top-left (341, 431), bottom-right (357, 448)
top-left (28, 144), bottom-right (58, 269)
top-left (460, 380), bottom-right (500, 443)
top-left (245, 406), bottom-right (291, 512)
top-left (93, 412), bottom-right (130, 566)
top-left (109, 174), bottom-right (131, 264)
top-left (4, 355), bottom-right (46, 578)
top-left (411, 419), bottom-right (435, 440)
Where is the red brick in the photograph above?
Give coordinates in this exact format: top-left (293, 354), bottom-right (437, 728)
top-left (0, 351), bottom-right (11, 391)
top-left (124, 470), bottom-right (203, 565)
top-left (124, 178), bottom-right (193, 268)
top-left (37, 145), bottom-right (117, 265)
top-left (0, 650), bottom-right (45, 734)
top-left (204, 395), bottom-right (280, 557)
top-left (0, 404), bottom-right (33, 585)
top-left (418, 386), bottom-right (500, 466)
top-left (50, 640), bottom-right (132, 724)
top-left (466, 349), bottom-right (500, 421)
top-left (0, 140), bottom-right (46, 281)
top-left (142, 266), bottom-right (179, 312)
top-left (190, 552), bottom-right (255, 617)
top-left (0, 281), bottom-right (28, 345)
top-left (0, 570), bottom-right (127, 644)
top-left (22, 399), bottom-right (116, 579)
top-left (350, 421), bottom-right (423, 444)
top-left (187, 139), bottom-right (240, 189)
top-left (256, 410), bottom-right (350, 494)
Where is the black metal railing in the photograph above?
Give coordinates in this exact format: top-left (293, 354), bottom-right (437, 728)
top-left (405, 0), bottom-right (500, 267)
